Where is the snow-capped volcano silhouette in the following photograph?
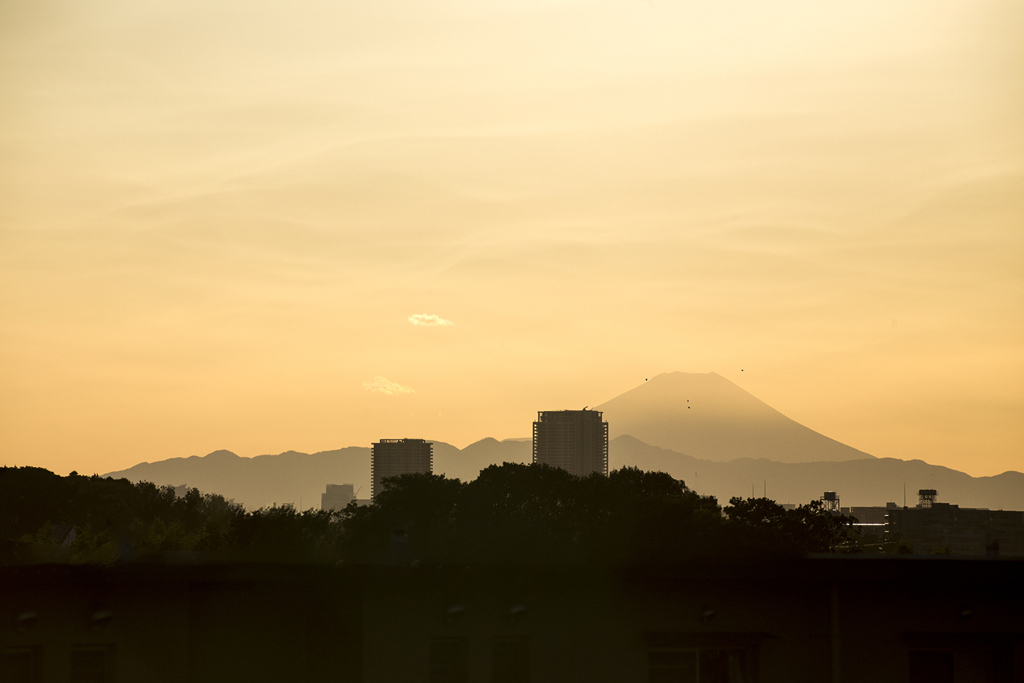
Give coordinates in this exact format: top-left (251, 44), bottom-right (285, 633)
top-left (596, 372), bottom-right (873, 463)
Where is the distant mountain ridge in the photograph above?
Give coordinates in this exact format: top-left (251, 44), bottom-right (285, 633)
top-left (102, 435), bottom-right (1023, 512)
top-left (104, 447), bottom-right (372, 511)
top-left (596, 372), bottom-right (874, 463)
top-left (101, 439), bottom-right (534, 511)
top-left (610, 435), bottom-right (1024, 510)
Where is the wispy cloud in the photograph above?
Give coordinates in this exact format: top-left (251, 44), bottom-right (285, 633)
top-left (362, 376), bottom-right (415, 395)
top-left (408, 313), bottom-right (454, 327)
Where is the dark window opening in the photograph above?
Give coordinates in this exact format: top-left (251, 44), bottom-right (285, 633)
top-left (430, 638), bottom-right (468, 683)
top-left (2, 648), bottom-right (41, 683)
top-left (909, 651), bottom-right (954, 683)
top-left (492, 636), bottom-right (528, 683)
top-left (649, 649), bottom-right (697, 683)
top-left (649, 648), bottom-right (752, 683)
top-left (70, 646), bottom-right (114, 683)
top-left (700, 649), bottom-right (752, 683)
top-left (909, 648), bottom-right (1008, 683)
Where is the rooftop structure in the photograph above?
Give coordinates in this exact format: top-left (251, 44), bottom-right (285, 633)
top-left (532, 410), bottom-right (608, 477)
top-left (821, 491), bottom-right (840, 512)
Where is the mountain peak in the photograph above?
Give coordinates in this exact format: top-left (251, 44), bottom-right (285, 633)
top-left (596, 372), bottom-right (871, 464)
top-left (204, 450), bottom-right (240, 460)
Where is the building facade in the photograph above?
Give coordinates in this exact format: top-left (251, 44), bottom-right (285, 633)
top-left (3, 559), bottom-right (1022, 683)
top-left (532, 410), bottom-right (608, 477)
top-left (371, 439), bottom-right (433, 500)
top-left (830, 489), bottom-right (1024, 556)
top-left (321, 484), bottom-right (355, 512)
top-left (886, 503), bottom-right (1024, 556)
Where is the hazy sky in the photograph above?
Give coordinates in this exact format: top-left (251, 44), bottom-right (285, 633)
top-left (2, 0), bottom-right (1021, 477)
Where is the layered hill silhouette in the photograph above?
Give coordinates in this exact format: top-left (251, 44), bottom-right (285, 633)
top-left (101, 435), bottom-right (1024, 512)
top-left (103, 447), bottom-right (373, 512)
top-left (437, 438), bottom-right (530, 482)
top-left (596, 372), bottom-right (873, 463)
top-left (101, 439), bottom-right (533, 511)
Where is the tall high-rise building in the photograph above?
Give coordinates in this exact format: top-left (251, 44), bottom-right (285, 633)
top-left (371, 438), bottom-right (433, 500)
top-left (532, 410), bottom-right (609, 477)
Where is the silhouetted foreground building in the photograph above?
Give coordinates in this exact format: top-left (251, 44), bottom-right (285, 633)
top-left (2, 558), bottom-right (1022, 682)
top-left (887, 504), bottom-right (1024, 556)
top-left (532, 410), bottom-right (608, 477)
top-left (371, 439), bottom-right (433, 500)
top-left (822, 489), bottom-right (1024, 556)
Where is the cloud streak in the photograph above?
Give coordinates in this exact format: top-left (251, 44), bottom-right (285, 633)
top-left (362, 376), bottom-right (415, 395)
top-left (408, 313), bottom-right (454, 327)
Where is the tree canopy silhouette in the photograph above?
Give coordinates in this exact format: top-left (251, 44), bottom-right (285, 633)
top-left (0, 467), bottom-right (342, 563)
top-left (339, 464), bottom-right (857, 564)
top-left (2, 464), bottom-right (858, 565)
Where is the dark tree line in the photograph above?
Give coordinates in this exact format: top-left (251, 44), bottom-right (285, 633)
top-left (0, 467), bottom-right (343, 563)
top-left (1, 464), bottom-right (859, 565)
top-left (340, 464), bottom-right (858, 564)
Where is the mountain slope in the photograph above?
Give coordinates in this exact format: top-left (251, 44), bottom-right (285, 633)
top-left (597, 372), bottom-right (873, 463)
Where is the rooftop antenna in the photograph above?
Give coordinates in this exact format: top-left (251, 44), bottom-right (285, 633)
top-left (764, 480), bottom-right (766, 498)
top-left (903, 483), bottom-right (906, 509)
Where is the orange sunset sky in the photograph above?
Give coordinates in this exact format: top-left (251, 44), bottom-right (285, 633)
top-left (1, 0), bottom-right (1022, 477)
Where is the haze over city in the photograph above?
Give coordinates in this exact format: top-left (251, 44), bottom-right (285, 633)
top-left (2, 0), bottom-right (1022, 478)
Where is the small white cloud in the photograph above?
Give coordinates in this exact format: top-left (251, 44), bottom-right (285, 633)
top-left (408, 313), bottom-right (454, 327)
top-left (362, 376), bottom-right (415, 395)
